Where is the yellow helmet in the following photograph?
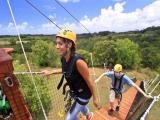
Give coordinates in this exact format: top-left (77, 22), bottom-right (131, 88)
top-left (114, 64), bottom-right (122, 72)
top-left (56, 29), bottom-right (76, 45)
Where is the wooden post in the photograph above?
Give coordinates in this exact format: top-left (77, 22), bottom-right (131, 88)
top-left (0, 48), bottom-right (32, 120)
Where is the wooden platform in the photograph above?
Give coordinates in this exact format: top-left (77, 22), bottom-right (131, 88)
top-left (80, 80), bottom-right (141, 120)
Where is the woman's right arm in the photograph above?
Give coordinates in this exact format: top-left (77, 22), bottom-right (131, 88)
top-left (41, 69), bottom-right (62, 76)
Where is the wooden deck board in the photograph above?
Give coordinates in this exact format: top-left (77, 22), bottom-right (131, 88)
top-left (80, 80), bottom-right (141, 120)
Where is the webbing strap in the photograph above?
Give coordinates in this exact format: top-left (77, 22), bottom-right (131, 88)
top-left (62, 82), bottom-right (69, 95)
top-left (76, 99), bottom-right (89, 105)
top-left (110, 88), bottom-right (123, 102)
top-left (114, 74), bottom-right (125, 91)
top-left (57, 74), bottom-right (65, 90)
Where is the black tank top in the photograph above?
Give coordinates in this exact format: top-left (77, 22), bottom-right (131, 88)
top-left (61, 54), bottom-right (92, 99)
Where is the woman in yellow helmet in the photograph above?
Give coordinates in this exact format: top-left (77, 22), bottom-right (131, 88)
top-left (42, 29), bottom-right (100, 120)
top-left (95, 64), bottom-right (152, 115)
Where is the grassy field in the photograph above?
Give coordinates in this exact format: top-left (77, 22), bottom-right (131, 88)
top-left (0, 40), bottom-right (10, 45)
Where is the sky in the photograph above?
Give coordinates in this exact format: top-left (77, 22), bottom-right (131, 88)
top-left (0, 0), bottom-right (160, 35)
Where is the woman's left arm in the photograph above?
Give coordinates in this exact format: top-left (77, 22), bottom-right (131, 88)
top-left (76, 59), bottom-right (100, 108)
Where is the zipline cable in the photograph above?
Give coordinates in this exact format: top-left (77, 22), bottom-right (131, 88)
top-left (54, 0), bottom-right (92, 34)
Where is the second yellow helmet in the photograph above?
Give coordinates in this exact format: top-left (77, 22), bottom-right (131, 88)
top-left (114, 64), bottom-right (122, 72)
top-left (56, 29), bottom-right (76, 45)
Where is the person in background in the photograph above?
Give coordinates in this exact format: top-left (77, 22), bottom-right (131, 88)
top-left (95, 64), bottom-right (152, 115)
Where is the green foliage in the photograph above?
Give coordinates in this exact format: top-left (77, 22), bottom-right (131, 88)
top-left (32, 40), bottom-right (49, 66)
top-left (93, 40), bottom-right (116, 66)
top-left (92, 38), bottom-right (141, 69)
top-left (13, 60), bottom-right (51, 120)
top-left (141, 46), bottom-right (160, 69)
top-left (77, 38), bottom-right (94, 52)
top-left (31, 40), bottom-right (59, 67)
top-left (47, 44), bottom-right (60, 67)
top-left (114, 38), bottom-right (141, 69)
top-left (77, 49), bottom-right (91, 66)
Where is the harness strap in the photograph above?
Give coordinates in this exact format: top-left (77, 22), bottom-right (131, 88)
top-left (113, 74), bottom-right (125, 91)
top-left (69, 100), bottom-right (76, 113)
top-left (64, 90), bottom-right (89, 114)
top-left (62, 82), bottom-right (69, 95)
top-left (57, 55), bottom-right (75, 91)
top-left (76, 99), bottom-right (89, 105)
top-left (119, 74), bottom-right (124, 90)
top-left (110, 88), bottom-right (123, 102)
top-left (57, 74), bottom-right (65, 90)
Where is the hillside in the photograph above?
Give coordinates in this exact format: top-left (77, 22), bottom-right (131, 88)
top-left (1, 26), bottom-right (160, 71)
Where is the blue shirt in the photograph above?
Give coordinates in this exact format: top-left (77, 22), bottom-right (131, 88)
top-left (105, 71), bottom-right (134, 92)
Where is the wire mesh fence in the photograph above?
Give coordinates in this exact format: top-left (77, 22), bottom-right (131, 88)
top-left (15, 73), bottom-right (64, 120)
top-left (15, 70), bottom-right (160, 120)
top-left (15, 68), bottom-right (108, 120)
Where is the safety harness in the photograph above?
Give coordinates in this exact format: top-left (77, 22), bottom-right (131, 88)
top-left (110, 74), bottom-right (125, 101)
top-left (57, 54), bottom-right (90, 113)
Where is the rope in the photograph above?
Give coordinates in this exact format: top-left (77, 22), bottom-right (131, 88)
top-left (149, 75), bottom-right (160, 94)
top-left (54, 0), bottom-right (92, 34)
top-left (140, 97), bottom-right (158, 120)
top-left (146, 74), bottom-right (159, 91)
top-left (90, 52), bottom-right (101, 103)
top-left (103, 63), bottom-right (107, 72)
top-left (25, 0), bottom-right (61, 30)
top-left (146, 78), bottom-right (153, 87)
top-left (6, 0), bottom-right (48, 119)
top-left (157, 93), bottom-right (160, 101)
top-left (158, 90), bottom-right (160, 97)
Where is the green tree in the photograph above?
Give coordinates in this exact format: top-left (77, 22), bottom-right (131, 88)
top-left (93, 38), bottom-right (141, 69)
top-left (13, 60), bottom-right (51, 120)
top-left (32, 40), bottom-right (49, 66)
top-left (77, 49), bottom-right (91, 66)
top-left (114, 38), bottom-right (141, 69)
top-left (47, 43), bottom-right (60, 67)
top-left (93, 40), bottom-right (116, 66)
top-left (31, 40), bottom-right (59, 67)
top-left (141, 46), bottom-right (160, 69)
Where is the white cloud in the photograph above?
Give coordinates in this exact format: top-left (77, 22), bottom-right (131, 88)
top-left (44, 5), bottom-right (56, 12)
top-left (77, 1), bottom-right (160, 33)
top-left (40, 23), bottom-right (57, 33)
top-left (58, 0), bottom-right (80, 3)
top-left (49, 14), bottom-right (56, 20)
top-left (5, 22), bottom-right (34, 34)
top-left (1, 22), bottom-right (32, 35)
top-left (114, 2), bottom-right (125, 13)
